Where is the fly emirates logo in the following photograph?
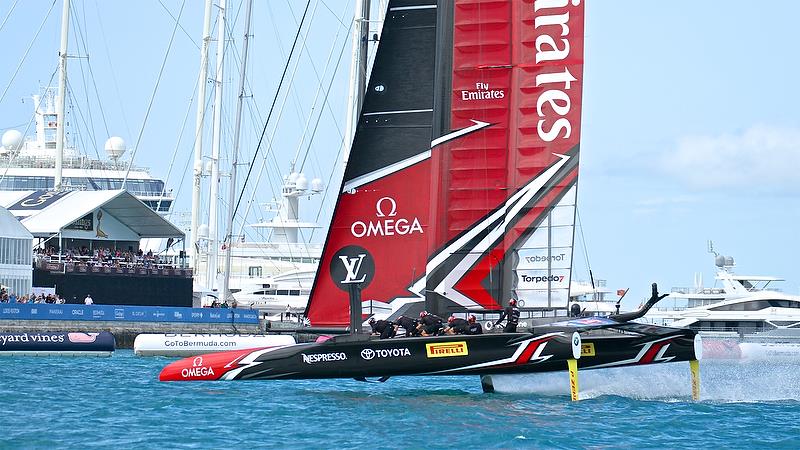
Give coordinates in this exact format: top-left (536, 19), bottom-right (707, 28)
top-left (350, 197), bottom-right (423, 238)
top-left (534, 0), bottom-right (581, 143)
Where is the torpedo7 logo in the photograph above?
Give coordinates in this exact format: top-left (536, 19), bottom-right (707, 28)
top-left (521, 274), bottom-right (564, 283)
top-left (330, 246), bottom-right (375, 291)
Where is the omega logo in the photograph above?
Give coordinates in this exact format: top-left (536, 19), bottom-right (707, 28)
top-left (350, 197), bottom-right (423, 238)
top-left (375, 197), bottom-right (396, 217)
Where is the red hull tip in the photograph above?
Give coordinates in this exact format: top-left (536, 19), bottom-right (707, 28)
top-left (159, 348), bottom-right (261, 382)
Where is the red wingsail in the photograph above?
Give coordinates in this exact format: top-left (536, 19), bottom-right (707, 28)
top-left (306, 0), bottom-right (584, 326)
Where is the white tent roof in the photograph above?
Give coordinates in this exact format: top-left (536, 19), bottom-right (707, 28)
top-left (0, 206), bottom-right (33, 239)
top-left (3, 190), bottom-right (182, 238)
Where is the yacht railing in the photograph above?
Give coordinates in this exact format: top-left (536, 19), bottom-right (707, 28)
top-left (0, 154), bottom-right (152, 172)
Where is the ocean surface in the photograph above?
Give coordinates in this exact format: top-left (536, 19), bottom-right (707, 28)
top-left (1, 351), bottom-right (799, 449)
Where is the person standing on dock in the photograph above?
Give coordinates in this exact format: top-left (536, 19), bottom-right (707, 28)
top-left (84, 294), bottom-right (93, 305)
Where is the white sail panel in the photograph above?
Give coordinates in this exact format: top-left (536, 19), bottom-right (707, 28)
top-left (516, 247), bottom-right (572, 270)
top-left (515, 288), bottom-right (570, 309)
top-left (512, 185), bottom-right (577, 309)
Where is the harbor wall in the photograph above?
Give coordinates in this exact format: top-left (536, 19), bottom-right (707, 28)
top-left (0, 303), bottom-right (273, 348)
top-left (0, 319), bottom-right (264, 348)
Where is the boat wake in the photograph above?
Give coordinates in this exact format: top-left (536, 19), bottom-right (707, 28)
top-left (487, 360), bottom-right (800, 402)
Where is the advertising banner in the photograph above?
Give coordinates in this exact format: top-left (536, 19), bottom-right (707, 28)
top-left (0, 304), bottom-right (259, 324)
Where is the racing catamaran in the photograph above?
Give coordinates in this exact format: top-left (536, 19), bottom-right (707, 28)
top-left (160, 0), bottom-right (702, 398)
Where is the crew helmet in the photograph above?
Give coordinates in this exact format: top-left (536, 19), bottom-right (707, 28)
top-left (420, 311), bottom-right (428, 318)
top-left (468, 315), bottom-right (477, 323)
top-left (368, 317), bottom-right (375, 324)
top-left (448, 315), bottom-right (456, 323)
top-left (509, 298), bottom-right (517, 306)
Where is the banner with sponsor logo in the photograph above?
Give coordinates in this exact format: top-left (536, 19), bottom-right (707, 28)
top-left (0, 303), bottom-right (258, 324)
top-left (7, 190), bottom-right (71, 215)
top-left (0, 331), bottom-right (115, 353)
top-left (65, 212), bottom-right (93, 231)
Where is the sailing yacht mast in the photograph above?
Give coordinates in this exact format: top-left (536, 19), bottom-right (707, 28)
top-left (190, 0), bottom-right (213, 269)
top-left (221, 0), bottom-right (254, 305)
top-left (207, 0), bottom-right (227, 289)
top-left (342, 0), bottom-right (371, 164)
top-left (54, 0), bottom-right (71, 191)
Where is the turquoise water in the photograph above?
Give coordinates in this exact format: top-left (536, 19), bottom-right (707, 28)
top-left (1, 351), bottom-right (799, 449)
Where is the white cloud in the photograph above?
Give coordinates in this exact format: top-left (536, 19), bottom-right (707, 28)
top-left (631, 195), bottom-right (699, 215)
top-left (661, 125), bottom-right (800, 191)
top-left (635, 195), bottom-right (700, 207)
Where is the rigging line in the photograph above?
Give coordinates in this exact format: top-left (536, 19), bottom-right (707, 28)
top-left (294, 0), bottom-right (351, 171)
top-left (0, 123), bottom-right (29, 132)
top-left (122, 0), bottom-right (187, 188)
top-left (0, 69), bottom-right (58, 185)
top-left (286, 0), bottom-right (345, 127)
top-left (69, 10), bottom-right (101, 159)
top-left (165, 89), bottom-right (212, 224)
top-left (156, 70), bottom-right (201, 216)
top-left (231, 102), bottom-right (274, 238)
top-left (92, 0), bottom-right (132, 140)
top-left (282, 1), bottom-right (322, 145)
top-left (236, 0), bottom-right (319, 259)
top-left (78, 6), bottom-right (111, 145)
top-left (74, 1), bottom-right (112, 143)
top-left (156, 0), bottom-right (200, 51)
top-left (297, 14), bottom-right (351, 172)
top-left (305, 4), bottom-right (361, 239)
top-left (317, 0), bottom-right (349, 28)
top-left (308, 129), bottom-right (344, 241)
top-left (0, 0), bottom-right (21, 34)
top-left (575, 208), bottom-right (593, 284)
top-left (0, 0), bottom-right (57, 106)
top-left (85, 58), bottom-right (110, 141)
top-left (233, 0), bottom-right (312, 218)
top-left (236, 0), bottom-right (322, 246)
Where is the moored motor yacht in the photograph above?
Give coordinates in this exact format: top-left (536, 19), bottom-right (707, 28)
top-left (641, 246), bottom-right (800, 359)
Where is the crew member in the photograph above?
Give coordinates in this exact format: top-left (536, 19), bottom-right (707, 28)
top-left (418, 311), bottom-right (444, 336)
top-left (494, 298), bottom-right (520, 333)
top-left (466, 315), bottom-right (483, 335)
top-left (444, 315), bottom-right (470, 335)
top-left (368, 318), bottom-right (397, 339)
top-left (395, 315), bottom-right (420, 337)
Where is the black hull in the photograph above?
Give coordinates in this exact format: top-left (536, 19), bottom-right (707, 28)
top-left (160, 328), bottom-right (700, 382)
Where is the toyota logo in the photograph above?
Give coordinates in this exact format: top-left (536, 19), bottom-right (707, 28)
top-left (360, 349), bottom-right (375, 360)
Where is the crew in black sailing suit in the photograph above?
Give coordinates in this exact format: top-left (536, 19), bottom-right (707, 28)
top-left (466, 315), bottom-right (483, 335)
top-left (445, 316), bottom-right (470, 335)
top-left (368, 318), bottom-right (397, 339)
top-left (395, 315), bottom-right (420, 337)
top-left (418, 311), bottom-right (444, 336)
top-left (495, 298), bottom-right (520, 333)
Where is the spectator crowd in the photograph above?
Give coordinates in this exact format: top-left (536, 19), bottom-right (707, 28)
top-left (0, 287), bottom-right (65, 304)
top-left (34, 246), bottom-right (178, 270)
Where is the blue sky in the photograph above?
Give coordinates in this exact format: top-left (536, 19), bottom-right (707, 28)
top-left (1, 1), bottom-right (798, 304)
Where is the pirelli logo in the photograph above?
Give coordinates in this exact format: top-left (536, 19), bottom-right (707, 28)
top-left (581, 343), bottom-right (595, 357)
top-left (425, 341), bottom-right (468, 358)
